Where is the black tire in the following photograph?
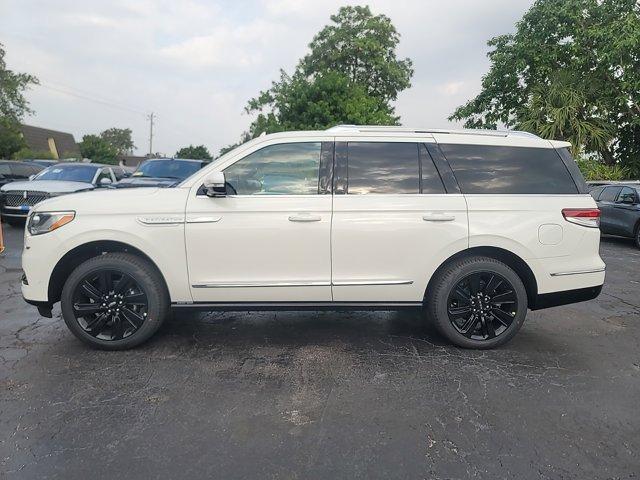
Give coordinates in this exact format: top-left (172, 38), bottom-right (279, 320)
top-left (61, 253), bottom-right (169, 350)
top-left (425, 255), bottom-right (528, 349)
top-left (635, 224), bottom-right (640, 249)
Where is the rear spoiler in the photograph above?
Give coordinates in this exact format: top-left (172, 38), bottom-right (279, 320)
top-left (549, 140), bottom-right (572, 149)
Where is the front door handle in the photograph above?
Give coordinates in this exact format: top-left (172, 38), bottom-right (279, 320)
top-left (423, 214), bottom-right (456, 222)
top-left (289, 214), bottom-right (321, 222)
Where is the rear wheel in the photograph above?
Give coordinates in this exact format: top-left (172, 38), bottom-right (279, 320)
top-left (635, 224), bottom-right (640, 249)
top-left (425, 256), bottom-right (528, 349)
top-left (61, 253), bottom-right (169, 350)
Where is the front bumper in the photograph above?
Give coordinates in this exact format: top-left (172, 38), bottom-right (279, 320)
top-left (1, 205), bottom-right (29, 218)
top-left (23, 296), bottom-right (53, 318)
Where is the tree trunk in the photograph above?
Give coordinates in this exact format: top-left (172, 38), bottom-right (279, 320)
top-left (601, 147), bottom-right (616, 166)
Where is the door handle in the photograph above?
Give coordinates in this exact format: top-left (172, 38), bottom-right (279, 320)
top-left (422, 214), bottom-right (456, 222)
top-left (289, 214), bottom-right (321, 222)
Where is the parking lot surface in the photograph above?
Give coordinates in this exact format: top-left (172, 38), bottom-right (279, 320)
top-left (1, 222), bottom-right (639, 479)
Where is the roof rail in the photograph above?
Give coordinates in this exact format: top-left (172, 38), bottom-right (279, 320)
top-left (326, 124), bottom-right (540, 139)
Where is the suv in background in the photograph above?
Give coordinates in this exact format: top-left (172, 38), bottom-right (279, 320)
top-left (591, 184), bottom-right (640, 248)
top-left (0, 163), bottom-right (116, 224)
top-left (113, 158), bottom-right (208, 188)
top-left (0, 160), bottom-right (44, 189)
top-left (21, 126), bottom-right (604, 350)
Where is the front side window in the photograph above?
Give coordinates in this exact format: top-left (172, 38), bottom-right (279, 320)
top-left (224, 143), bottom-right (321, 195)
top-left (347, 142), bottom-right (420, 194)
top-left (617, 187), bottom-right (637, 204)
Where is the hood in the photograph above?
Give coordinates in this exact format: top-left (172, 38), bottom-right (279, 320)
top-left (114, 177), bottom-right (180, 188)
top-left (0, 180), bottom-right (95, 194)
top-left (32, 186), bottom-right (188, 216)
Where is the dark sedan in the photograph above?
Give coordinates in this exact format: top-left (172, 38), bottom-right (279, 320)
top-left (113, 158), bottom-right (208, 188)
top-left (0, 161), bottom-right (44, 189)
top-left (591, 183), bottom-right (640, 248)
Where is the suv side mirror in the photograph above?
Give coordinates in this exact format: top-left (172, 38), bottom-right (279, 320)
top-left (99, 177), bottom-right (113, 186)
top-left (203, 171), bottom-right (227, 197)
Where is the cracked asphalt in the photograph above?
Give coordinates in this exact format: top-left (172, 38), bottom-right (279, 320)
top-left (1, 222), bottom-right (639, 479)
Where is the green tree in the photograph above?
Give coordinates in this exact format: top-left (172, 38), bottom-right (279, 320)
top-left (242, 5), bottom-right (413, 139)
top-left (219, 131), bottom-right (252, 157)
top-left (450, 0), bottom-right (640, 172)
top-left (99, 127), bottom-right (135, 155)
top-left (79, 134), bottom-right (118, 164)
top-left (175, 144), bottom-right (212, 160)
top-left (0, 42), bottom-right (38, 158)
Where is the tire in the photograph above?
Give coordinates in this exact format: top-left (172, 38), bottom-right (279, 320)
top-left (61, 253), bottom-right (169, 350)
top-left (425, 255), bottom-right (528, 349)
top-left (635, 224), bottom-right (640, 249)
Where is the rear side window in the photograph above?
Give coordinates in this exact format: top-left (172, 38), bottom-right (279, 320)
top-left (440, 145), bottom-right (578, 194)
top-left (589, 186), bottom-right (605, 200)
top-left (10, 163), bottom-right (35, 177)
top-left (599, 186), bottom-right (621, 202)
top-left (617, 187), bottom-right (637, 203)
top-left (347, 142), bottom-right (419, 194)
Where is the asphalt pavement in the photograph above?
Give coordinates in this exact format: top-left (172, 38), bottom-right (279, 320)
top-left (1, 221), bottom-right (639, 479)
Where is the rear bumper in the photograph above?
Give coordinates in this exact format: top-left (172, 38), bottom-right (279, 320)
top-left (530, 284), bottom-right (603, 310)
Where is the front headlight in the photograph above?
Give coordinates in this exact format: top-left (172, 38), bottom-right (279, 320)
top-left (28, 211), bottom-right (75, 236)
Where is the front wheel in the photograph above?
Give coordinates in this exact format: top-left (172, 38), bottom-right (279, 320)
top-left (61, 253), bottom-right (169, 350)
top-left (635, 225), bottom-right (640, 249)
top-left (425, 256), bottom-right (528, 349)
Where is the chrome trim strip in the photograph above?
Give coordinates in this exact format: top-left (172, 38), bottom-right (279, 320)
top-left (186, 216), bottom-right (222, 224)
top-left (332, 280), bottom-right (414, 286)
top-left (137, 216), bottom-right (184, 225)
top-left (192, 281), bottom-right (331, 288)
top-left (550, 267), bottom-right (606, 277)
top-left (192, 280), bottom-right (413, 288)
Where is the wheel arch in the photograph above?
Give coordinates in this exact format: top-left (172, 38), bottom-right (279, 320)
top-left (424, 246), bottom-right (539, 309)
top-left (48, 240), bottom-right (170, 304)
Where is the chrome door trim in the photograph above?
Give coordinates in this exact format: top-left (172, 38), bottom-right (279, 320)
top-left (192, 281), bottom-right (331, 288)
top-left (550, 267), bottom-right (606, 277)
top-left (137, 215), bottom-right (185, 225)
top-left (332, 280), bottom-right (414, 286)
top-left (186, 215), bottom-right (222, 224)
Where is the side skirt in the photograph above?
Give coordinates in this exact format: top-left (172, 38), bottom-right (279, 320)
top-left (171, 301), bottom-right (423, 312)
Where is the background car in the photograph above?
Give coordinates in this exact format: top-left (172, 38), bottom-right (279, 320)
top-left (24, 159), bottom-right (59, 168)
top-left (0, 160), bottom-right (44, 188)
top-left (0, 162), bottom-right (116, 224)
top-left (591, 183), bottom-right (640, 248)
top-left (113, 158), bottom-right (208, 188)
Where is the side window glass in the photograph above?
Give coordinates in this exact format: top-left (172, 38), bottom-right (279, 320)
top-left (96, 168), bottom-right (112, 184)
top-left (0, 164), bottom-right (11, 177)
top-left (617, 187), bottom-right (636, 204)
top-left (347, 142), bottom-right (419, 194)
top-left (224, 143), bottom-right (321, 195)
top-left (599, 186), bottom-right (621, 202)
top-left (419, 144), bottom-right (446, 194)
top-left (589, 186), bottom-right (604, 200)
top-left (11, 163), bottom-right (34, 177)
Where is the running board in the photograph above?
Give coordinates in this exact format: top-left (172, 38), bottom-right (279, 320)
top-left (171, 301), bottom-right (423, 312)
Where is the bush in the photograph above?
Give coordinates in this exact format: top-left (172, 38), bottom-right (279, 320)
top-left (576, 158), bottom-right (630, 181)
top-left (12, 148), bottom-right (56, 160)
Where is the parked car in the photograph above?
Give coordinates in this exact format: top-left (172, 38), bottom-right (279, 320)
top-left (113, 158), bottom-right (208, 188)
top-left (590, 183), bottom-right (640, 248)
top-left (26, 159), bottom-right (59, 168)
top-left (0, 163), bottom-right (116, 224)
top-left (0, 160), bottom-right (44, 189)
top-left (21, 126), bottom-right (604, 350)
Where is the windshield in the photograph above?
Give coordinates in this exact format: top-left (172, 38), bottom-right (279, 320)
top-left (133, 160), bottom-right (202, 180)
top-left (34, 165), bottom-right (98, 183)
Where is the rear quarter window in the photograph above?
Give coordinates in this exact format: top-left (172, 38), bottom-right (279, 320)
top-left (440, 145), bottom-right (579, 194)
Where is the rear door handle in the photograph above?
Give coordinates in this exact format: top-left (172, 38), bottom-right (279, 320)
top-left (423, 214), bottom-right (456, 222)
top-left (289, 214), bottom-right (321, 222)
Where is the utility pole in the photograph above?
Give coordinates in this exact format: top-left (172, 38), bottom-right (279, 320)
top-left (147, 112), bottom-right (155, 156)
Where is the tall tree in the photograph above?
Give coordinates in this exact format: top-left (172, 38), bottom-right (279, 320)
top-left (175, 144), bottom-right (212, 160)
top-left (79, 134), bottom-right (118, 164)
top-left (450, 0), bottom-right (640, 172)
top-left (0, 42), bottom-right (38, 158)
top-left (243, 5), bottom-right (413, 139)
top-left (100, 127), bottom-right (135, 155)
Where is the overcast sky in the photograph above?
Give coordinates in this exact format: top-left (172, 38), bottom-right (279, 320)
top-left (1, 0), bottom-right (534, 156)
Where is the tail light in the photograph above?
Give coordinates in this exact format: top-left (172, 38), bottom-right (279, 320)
top-left (562, 208), bottom-right (600, 228)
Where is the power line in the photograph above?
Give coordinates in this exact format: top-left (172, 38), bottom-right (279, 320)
top-left (38, 82), bottom-right (148, 116)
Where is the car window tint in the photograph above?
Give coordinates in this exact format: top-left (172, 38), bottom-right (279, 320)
top-left (347, 142), bottom-right (419, 194)
top-left (419, 144), bottom-right (446, 194)
top-left (10, 163), bottom-right (35, 177)
top-left (96, 169), bottom-right (112, 183)
top-left (0, 164), bottom-right (11, 177)
top-left (599, 186), bottom-right (622, 202)
top-left (441, 145), bottom-right (578, 194)
top-left (589, 186), bottom-right (605, 200)
top-left (617, 187), bottom-right (637, 203)
top-left (224, 143), bottom-right (321, 195)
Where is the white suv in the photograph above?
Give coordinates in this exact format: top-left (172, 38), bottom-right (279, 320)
top-left (21, 126), bottom-right (605, 350)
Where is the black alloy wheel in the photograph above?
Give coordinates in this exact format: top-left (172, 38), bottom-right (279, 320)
top-left (72, 269), bottom-right (148, 341)
top-left (446, 271), bottom-right (518, 341)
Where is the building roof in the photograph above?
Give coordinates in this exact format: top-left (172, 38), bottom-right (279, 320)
top-left (20, 124), bottom-right (80, 157)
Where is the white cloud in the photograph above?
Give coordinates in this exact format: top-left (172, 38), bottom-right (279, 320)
top-left (0, 0), bottom-right (534, 156)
